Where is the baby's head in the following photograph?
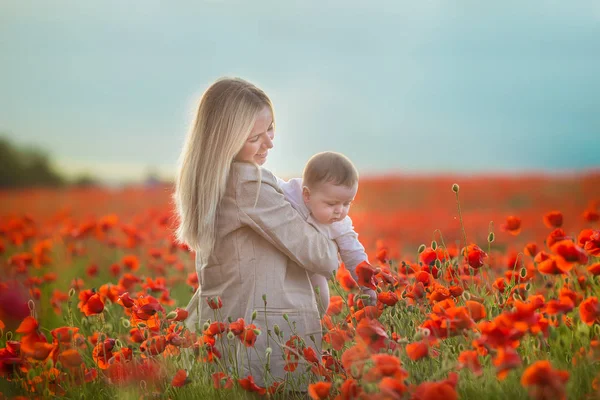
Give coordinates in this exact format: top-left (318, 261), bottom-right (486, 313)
top-left (302, 152), bottom-right (359, 225)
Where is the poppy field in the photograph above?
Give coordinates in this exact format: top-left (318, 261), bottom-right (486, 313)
top-left (1, 171), bottom-right (600, 399)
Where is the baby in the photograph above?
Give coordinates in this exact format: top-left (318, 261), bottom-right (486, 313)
top-left (276, 151), bottom-right (376, 315)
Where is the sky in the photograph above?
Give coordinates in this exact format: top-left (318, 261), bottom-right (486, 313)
top-left (1, 1), bottom-right (599, 183)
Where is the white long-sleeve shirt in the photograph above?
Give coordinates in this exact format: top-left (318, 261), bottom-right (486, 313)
top-left (276, 177), bottom-right (368, 280)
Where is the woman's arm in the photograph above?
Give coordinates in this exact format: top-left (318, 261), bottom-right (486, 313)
top-left (235, 165), bottom-right (339, 277)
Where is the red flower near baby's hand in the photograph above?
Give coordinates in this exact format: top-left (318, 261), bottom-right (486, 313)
top-left (356, 261), bottom-right (377, 290)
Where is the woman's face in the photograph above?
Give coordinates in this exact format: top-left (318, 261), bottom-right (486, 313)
top-left (235, 107), bottom-right (275, 166)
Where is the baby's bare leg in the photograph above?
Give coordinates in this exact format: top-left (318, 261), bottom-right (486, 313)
top-left (309, 273), bottom-right (330, 316)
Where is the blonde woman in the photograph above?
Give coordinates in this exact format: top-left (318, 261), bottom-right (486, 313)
top-left (174, 77), bottom-right (339, 389)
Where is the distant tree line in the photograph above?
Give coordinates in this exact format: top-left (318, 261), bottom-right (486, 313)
top-left (0, 135), bottom-right (97, 188)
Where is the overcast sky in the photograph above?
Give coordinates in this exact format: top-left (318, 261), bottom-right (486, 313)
top-left (1, 1), bottom-right (599, 182)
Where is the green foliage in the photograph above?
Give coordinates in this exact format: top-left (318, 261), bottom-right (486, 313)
top-left (0, 135), bottom-right (64, 188)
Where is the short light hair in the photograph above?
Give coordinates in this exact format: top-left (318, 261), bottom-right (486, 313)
top-left (302, 151), bottom-right (359, 189)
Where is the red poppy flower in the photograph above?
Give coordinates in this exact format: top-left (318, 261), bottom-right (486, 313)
top-left (378, 291), bottom-right (399, 306)
top-left (326, 296), bottom-right (345, 315)
top-left (336, 263), bottom-right (358, 291)
top-left (355, 261), bottom-right (377, 290)
top-left (493, 347), bottom-right (521, 380)
top-left (239, 324), bottom-right (259, 347)
top-left (543, 211), bottom-right (563, 228)
top-left (406, 341), bottom-right (429, 361)
top-left (206, 296), bottom-right (223, 310)
top-left (238, 375), bottom-right (266, 395)
top-left (171, 369), bottom-right (190, 387)
top-left (583, 209), bottom-right (600, 222)
top-left (524, 243), bottom-right (538, 257)
top-left (356, 317), bottom-right (388, 352)
top-left (502, 216), bottom-right (522, 236)
top-left (580, 297), bottom-right (600, 326)
top-left (212, 371), bottom-right (233, 389)
top-left (547, 228), bottom-right (568, 248)
top-left (228, 318), bottom-right (245, 336)
top-left (458, 350), bottom-right (482, 376)
top-left (521, 360), bottom-right (569, 400)
top-left (78, 290), bottom-right (105, 316)
top-left (587, 263), bottom-right (600, 276)
top-left (463, 245), bottom-right (487, 269)
top-left (168, 308), bottom-right (188, 322)
top-left (308, 382), bottom-right (331, 399)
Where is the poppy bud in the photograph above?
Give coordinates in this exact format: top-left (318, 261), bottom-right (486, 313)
top-left (435, 259), bottom-right (441, 269)
top-left (121, 318), bottom-right (131, 328)
top-left (519, 268), bottom-right (527, 278)
top-left (251, 310), bottom-right (257, 321)
top-left (203, 322), bottom-right (210, 331)
top-left (68, 288), bottom-right (76, 297)
top-left (452, 183), bottom-right (459, 193)
top-left (283, 314), bottom-right (289, 322)
top-left (262, 294), bottom-right (267, 305)
top-left (488, 232), bottom-right (495, 243)
top-left (166, 311), bottom-right (177, 320)
top-left (137, 322), bottom-right (147, 329)
top-left (227, 331), bottom-right (234, 340)
top-left (273, 324), bottom-right (281, 336)
top-left (253, 329), bottom-right (261, 336)
top-left (266, 347), bottom-right (272, 355)
top-left (417, 244), bottom-right (426, 254)
top-left (431, 241), bottom-right (437, 250)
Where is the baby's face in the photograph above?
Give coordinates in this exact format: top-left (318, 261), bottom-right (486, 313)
top-left (302, 181), bottom-right (358, 224)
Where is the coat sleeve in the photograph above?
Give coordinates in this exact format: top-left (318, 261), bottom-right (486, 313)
top-left (235, 166), bottom-right (339, 276)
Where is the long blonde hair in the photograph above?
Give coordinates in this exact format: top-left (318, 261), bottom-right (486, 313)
top-left (174, 77), bottom-right (274, 259)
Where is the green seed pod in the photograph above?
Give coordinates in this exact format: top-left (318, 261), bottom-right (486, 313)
top-left (488, 232), bottom-right (495, 243)
top-left (273, 324), bottom-right (281, 336)
top-left (431, 241), bottom-right (438, 250)
top-left (137, 322), bottom-right (147, 329)
top-left (68, 288), bottom-right (76, 297)
top-left (121, 318), bottom-right (131, 328)
top-left (227, 331), bottom-right (235, 340)
top-left (435, 259), bottom-right (441, 269)
top-left (266, 347), bottom-right (272, 356)
top-left (228, 316), bottom-right (233, 323)
top-left (520, 268), bottom-right (527, 278)
top-left (166, 311), bottom-right (177, 320)
top-left (452, 183), bottom-right (460, 193)
top-left (418, 244), bottom-right (426, 254)
top-left (525, 283), bottom-right (532, 291)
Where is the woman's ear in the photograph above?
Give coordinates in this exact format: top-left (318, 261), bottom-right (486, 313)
top-left (302, 186), bottom-right (311, 202)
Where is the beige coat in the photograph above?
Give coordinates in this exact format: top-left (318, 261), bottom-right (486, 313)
top-left (184, 161), bottom-right (339, 388)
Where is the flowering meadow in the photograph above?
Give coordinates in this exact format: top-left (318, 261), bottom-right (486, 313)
top-left (1, 172), bottom-right (600, 399)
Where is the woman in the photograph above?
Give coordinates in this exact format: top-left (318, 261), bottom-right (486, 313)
top-left (173, 77), bottom-right (339, 389)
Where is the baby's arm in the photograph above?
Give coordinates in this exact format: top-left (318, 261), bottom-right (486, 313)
top-left (332, 217), bottom-right (378, 305)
